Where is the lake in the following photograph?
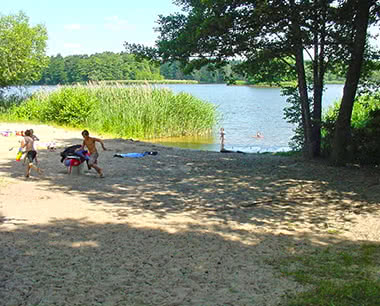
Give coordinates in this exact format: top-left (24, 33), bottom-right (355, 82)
top-left (152, 84), bottom-right (344, 153)
top-left (11, 84), bottom-right (344, 153)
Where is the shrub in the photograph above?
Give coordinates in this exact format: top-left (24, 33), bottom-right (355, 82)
top-left (322, 91), bottom-right (380, 165)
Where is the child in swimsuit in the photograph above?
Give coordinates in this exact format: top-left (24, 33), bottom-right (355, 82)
top-left (78, 130), bottom-right (107, 178)
top-left (20, 129), bottom-right (43, 178)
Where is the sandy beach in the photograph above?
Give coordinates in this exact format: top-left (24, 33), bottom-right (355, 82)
top-left (1, 122), bottom-right (380, 306)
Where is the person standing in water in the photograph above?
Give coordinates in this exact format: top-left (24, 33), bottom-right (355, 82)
top-left (79, 130), bottom-right (107, 178)
top-left (252, 132), bottom-right (264, 139)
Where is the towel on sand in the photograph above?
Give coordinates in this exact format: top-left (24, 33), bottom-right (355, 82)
top-left (113, 151), bottom-right (158, 158)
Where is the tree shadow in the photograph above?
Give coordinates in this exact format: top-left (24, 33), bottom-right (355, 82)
top-left (1, 136), bottom-right (379, 236)
top-left (2, 135), bottom-right (380, 304)
top-left (2, 217), bottom-right (379, 306)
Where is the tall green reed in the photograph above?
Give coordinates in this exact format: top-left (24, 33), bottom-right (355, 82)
top-left (2, 84), bottom-right (218, 139)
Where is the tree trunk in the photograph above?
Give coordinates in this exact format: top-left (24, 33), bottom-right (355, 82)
top-left (295, 49), bottom-right (313, 158)
top-left (312, 58), bottom-right (324, 158)
top-left (289, 0), bottom-right (313, 158)
top-left (311, 0), bottom-right (327, 158)
top-left (330, 0), bottom-right (372, 166)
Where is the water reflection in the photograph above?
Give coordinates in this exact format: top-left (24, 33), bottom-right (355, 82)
top-left (150, 84), bottom-right (343, 153)
top-left (144, 135), bottom-right (218, 151)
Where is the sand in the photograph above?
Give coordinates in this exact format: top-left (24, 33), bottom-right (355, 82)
top-left (1, 122), bottom-right (380, 306)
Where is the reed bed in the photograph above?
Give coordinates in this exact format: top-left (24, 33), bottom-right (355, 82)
top-left (1, 84), bottom-right (218, 139)
top-left (98, 79), bottom-right (199, 85)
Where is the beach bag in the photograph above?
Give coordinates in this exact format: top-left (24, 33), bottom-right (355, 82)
top-left (60, 144), bottom-right (82, 163)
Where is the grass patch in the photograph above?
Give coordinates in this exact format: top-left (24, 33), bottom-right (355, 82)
top-left (273, 244), bottom-right (380, 306)
top-left (0, 84), bottom-right (219, 139)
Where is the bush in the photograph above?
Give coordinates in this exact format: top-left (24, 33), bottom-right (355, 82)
top-left (42, 87), bottom-right (99, 125)
top-left (322, 91), bottom-right (380, 165)
top-left (0, 90), bottom-right (28, 115)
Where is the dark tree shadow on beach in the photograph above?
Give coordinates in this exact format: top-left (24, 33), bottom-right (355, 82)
top-left (1, 135), bottom-right (380, 236)
top-left (2, 217), bottom-right (380, 306)
top-left (2, 136), bottom-right (380, 305)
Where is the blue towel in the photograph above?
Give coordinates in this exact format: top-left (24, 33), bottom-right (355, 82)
top-left (113, 151), bottom-right (158, 158)
top-left (117, 152), bottom-right (147, 158)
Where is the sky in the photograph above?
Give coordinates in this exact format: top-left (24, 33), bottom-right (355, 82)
top-left (2, 1), bottom-right (379, 57)
top-left (2, 0), bottom-right (180, 56)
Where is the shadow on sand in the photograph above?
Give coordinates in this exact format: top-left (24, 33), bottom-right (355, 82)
top-left (1, 135), bottom-right (380, 305)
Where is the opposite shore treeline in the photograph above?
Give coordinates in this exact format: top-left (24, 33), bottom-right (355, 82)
top-left (33, 52), bottom-right (347, 86)
top-left (34, 52), bottom-right (230, 85)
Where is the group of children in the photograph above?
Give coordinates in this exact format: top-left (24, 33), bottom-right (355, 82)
top-left (18, 129), bottom-right (107, 178)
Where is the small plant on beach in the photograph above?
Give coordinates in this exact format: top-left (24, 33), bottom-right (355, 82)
top-left (3, 84), bottom-right (218, 139)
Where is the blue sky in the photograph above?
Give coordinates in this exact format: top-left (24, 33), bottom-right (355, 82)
top-left (2, 1), bottom-right (379, 57)
top-left (2, 0), bottom-right (180, 56)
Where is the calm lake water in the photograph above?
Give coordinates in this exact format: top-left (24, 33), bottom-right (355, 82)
top-left (12, 84), bottom-right (344, 153)
top-left (152, 84), bottom-right (344, 153)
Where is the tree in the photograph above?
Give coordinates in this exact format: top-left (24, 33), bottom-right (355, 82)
top-left (38, 54), bottom-right (67, 85)
top-left (330, 0), bottom-right (378, 165)
top-left (34, 52), bottom-right (166, 84)
top-left (0, 11), bottom-right (48, 88)
top-left (125, 0), bottom-right (379, 159)
top-left (65, 55), bottom-right (89, 84)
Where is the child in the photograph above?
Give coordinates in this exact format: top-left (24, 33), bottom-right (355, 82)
top-left (29, 129), bottom-right (40, 164)
top-left (78, 130), bottom-right (107, 178)
top-left (20, 129), bottom-right (43, 178)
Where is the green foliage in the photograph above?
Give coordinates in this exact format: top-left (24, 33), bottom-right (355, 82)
top-left (36, 52), bottom-right (164, 85)
top-left (322, 91), bottom-right (380, 164)
top-left (160, 60), bottom-right (237, 83)
top-left (36, 52), bottom-right (240, 85)
top-left (370, 69), bottom-right (380, 82)
top-left (282, 85), bottom-right (311, 152)
top-left (4, 88), bottom-right (97, 126)
top-left (149, 0), bottom-right (380, 159)
top-left (45, 88), bottom-right (98, 125)
top-left (0, 91), bottom-right (26, 114)
top-left (0, 11), bottom-right (48, 88)
top-left (3, 85), bottom-right (218, 139)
